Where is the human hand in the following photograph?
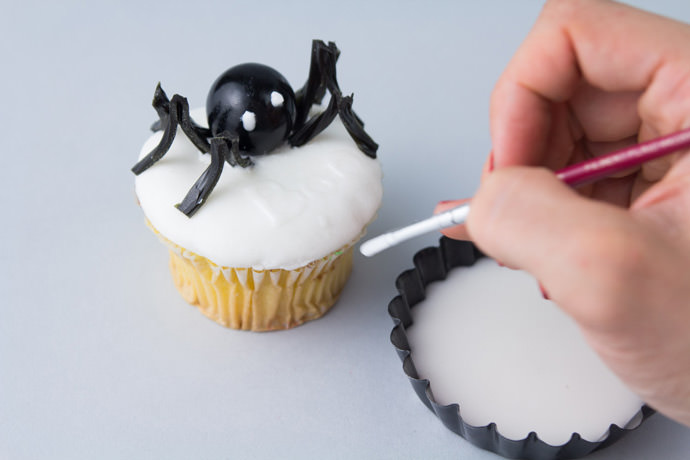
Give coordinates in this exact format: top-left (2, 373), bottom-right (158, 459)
top-left (439, 0), bottom-right (690, 426)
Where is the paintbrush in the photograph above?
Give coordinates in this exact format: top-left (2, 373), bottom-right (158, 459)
top-left (360, 127), bottom-right (690, 257)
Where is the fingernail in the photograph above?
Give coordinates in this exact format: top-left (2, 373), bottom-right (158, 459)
top-left (538, 282), bottom-right (550, 300)
top-left (496, 260), bottom-right (505, 267)
top-left (488, 150), bottom-right (495, 173)
top-left (438, 200), bottom-right (460, 205)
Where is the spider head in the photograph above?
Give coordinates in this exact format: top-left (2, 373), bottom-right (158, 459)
top-left (206, 63), bottom-right (297, 156)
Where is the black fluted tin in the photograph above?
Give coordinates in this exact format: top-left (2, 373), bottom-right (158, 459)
top-left (388, 237), bottom-right (653, 460)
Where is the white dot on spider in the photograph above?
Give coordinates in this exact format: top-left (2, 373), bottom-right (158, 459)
top-left (241, 111), bottom-right (256, 132)
top-left (270, 91), bottom-right (284, 107)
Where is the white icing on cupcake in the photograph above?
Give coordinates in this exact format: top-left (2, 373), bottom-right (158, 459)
top-left (135, 109), bottom-right (382, 270)
top-left (406, 258), bottom-right (644, 445)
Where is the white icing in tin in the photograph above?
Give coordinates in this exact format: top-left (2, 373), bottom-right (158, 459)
top-left (240, 110), bottom-right (256, 132)
top-left (270, 91), bottom-right (284, 107)
top-left (135, 108), bottom-right (382, 270)
top-left (406, 258), bottom-right (643, 445)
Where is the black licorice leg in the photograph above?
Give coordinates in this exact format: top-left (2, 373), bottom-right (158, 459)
top-left (132, 85), bottom-right (179, 175)
top-left (150, 84), bottom-right (212, 139)
top-left (289, 41), bottom-right (341, 145)
top-left (293, 40), bottom-right (339, 130)
top-left (151, 82), bottom-right (170, 132)
top-left (316, 41), bottom-right (339, 97)
top-left (288, 92), bottom-right (339, 147)
top-left (172, 94), bottom-right (212, 153)
top-left (133, 85), bottom-right (215, 175)
top-left (149, 83), bottom-right (170, 132)
top-left (219, 133), bottom-right (253, 168)
top-left (175, 138), bottom-right (227, 217)
top-left (319, 42), bottom-right (378, 157)
top-left (290, 41), bottom-right (378, 156)
top-left (337, 95), bottom-right (378, 158)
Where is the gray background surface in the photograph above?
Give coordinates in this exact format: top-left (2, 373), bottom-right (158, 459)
top-left (1, 1), bottom-right (689, 458)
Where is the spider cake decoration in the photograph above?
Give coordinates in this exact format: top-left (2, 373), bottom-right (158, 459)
top-left (131, 40), bottom-right (378, 217)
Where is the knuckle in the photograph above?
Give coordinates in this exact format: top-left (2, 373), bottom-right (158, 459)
top-left (639, 64), bottom-right (690, 133)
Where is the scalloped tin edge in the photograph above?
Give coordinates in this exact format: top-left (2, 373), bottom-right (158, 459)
top-left (388, 236), bottom-right (654, 460)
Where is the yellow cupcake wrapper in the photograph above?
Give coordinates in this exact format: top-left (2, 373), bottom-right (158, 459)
top-left (147, 221), bottom-right (357, 331)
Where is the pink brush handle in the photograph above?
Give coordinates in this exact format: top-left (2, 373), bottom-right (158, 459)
top-left (556, 127), bottom-right (690, 187)
top-left (360, 127), bottom-right (690, 257)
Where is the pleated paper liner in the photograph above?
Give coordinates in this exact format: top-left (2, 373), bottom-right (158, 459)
top-left (148, 220), bottom-right (355, 331)
top-left (388, 237), bottom-right (653, 460)
top-left (168, 246), bottom-right (353, 331)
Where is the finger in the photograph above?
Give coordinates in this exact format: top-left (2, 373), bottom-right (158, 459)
top-left (491, 0), bottom-right (690, 167)
top-left (638, 60), bottom-right (690, 138)
top-left (435, 198), bottom-right (472, 240)
top-left (569, 84), bottom-right (641, 142)
top-left (491, 83), bottom-right (577, 169)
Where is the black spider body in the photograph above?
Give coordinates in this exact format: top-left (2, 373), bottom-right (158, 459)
top-left (207, 63), bottom-right (297, 156)
top-left (132, 40), bottom-right (378, 217)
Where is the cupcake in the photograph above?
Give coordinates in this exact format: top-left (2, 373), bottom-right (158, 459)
top-left (133, 40), bottom-right (382, 331)
top-left (389, 238), bottom-right (651, 459)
